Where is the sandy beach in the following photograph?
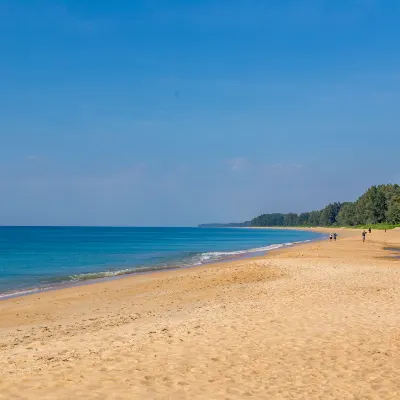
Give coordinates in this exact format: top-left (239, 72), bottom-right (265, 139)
top-left (1, 228), bottom-right (400, 399)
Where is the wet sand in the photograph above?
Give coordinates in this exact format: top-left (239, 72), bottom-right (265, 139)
top-left (1, 228), bottom-right (400, 399)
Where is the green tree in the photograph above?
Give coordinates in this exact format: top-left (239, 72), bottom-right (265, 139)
top-left (283, 213), bottom-right (299, 226)
top-left (319, 202), bottom-right (342, 226)
top-left (298, 212), bottom-right (311, 226)
top-left (248, 184), bottom-right (400, 228)
top-left (336, 202), bottom-right (357, 226)
top-left (387, 196), bottom-right (400, 224)
top-left (308, 210), bottom-right (322, 226)
top-left (358, 186), bottom-right (387, 224)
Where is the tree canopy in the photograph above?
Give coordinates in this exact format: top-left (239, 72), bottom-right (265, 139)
top-left (250, 184), bottom-right (400, 227)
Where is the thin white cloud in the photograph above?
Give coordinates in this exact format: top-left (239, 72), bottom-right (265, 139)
top-left (228, 157), bottom-right (248, 172)
top-left (266, 163), bottom-right (305, 173)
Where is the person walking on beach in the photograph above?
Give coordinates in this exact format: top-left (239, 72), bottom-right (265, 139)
top-left (362, 230), bottom-right (367, 242)
top-left (329, 233), bottom-right (333, 241)
top-left (368, 227), bottom-right (372, 234)
top-left (333, 233), bottom-right (337, 241)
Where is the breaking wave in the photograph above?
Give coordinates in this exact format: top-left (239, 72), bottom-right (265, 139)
top-left (0, 238), bottom-right (313, 299)
top-left (67, 239), bottom-right (311, 282)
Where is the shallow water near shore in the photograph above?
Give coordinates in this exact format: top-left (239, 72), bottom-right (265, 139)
top-left (0, 226), bottom-right (324, 298)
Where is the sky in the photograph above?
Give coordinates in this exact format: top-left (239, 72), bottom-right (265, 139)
top-left (1, 0), bottom-right (400, 226)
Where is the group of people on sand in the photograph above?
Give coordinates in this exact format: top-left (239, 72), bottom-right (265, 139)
top-left (362, 227), bottom-right (372, 242)
top-left (330, 227), bottom-right (373, 243)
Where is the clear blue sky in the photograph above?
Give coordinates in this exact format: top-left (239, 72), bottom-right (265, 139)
top-left (1, 0), bottom-right (399, 226)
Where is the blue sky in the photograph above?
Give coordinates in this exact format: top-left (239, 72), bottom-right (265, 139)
top-left (1, 0), bottom-right (400, 226)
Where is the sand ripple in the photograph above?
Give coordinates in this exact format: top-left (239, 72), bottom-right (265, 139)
top-left (1, 229), bottom-right (400, 399)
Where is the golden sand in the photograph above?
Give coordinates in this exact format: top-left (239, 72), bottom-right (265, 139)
top-left (1, 228), bottom-right (400, 399)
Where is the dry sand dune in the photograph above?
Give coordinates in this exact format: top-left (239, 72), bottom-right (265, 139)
top-left (1, 228), bottom-right (400, 399)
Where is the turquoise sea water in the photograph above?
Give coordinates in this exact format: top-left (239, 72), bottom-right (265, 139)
top-left (0, 227), bottom-right (324, 298)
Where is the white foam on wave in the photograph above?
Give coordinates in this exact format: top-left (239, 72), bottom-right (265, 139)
top-left (0, 239), bottom-right (315, 300)
top-left (69, 264), bottom-right (177, 281)
top-left (69, 240), bottom-right (313, 281)
top-left (0, 287), bottom-right (51, 300)
top-left (190, 239), bottom-right (312, 265)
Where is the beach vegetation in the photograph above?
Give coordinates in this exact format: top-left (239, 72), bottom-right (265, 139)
top-left (250, 184), bottom-right (400, 229)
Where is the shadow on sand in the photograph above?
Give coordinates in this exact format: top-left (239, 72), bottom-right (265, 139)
top-left (384, 247), bottom-right (400, 260)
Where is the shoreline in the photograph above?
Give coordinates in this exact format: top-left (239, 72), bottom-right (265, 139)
top-left (2, 228), bottom-right (400, 398)
top-left (0, 228), bottom-right (327, 301)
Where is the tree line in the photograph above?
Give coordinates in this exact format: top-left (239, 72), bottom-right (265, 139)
top-left (250, 184), bottom-right (400, 227)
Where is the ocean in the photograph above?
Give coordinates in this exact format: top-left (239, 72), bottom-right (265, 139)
top-left (0, 226), bottom-right (324, 298)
